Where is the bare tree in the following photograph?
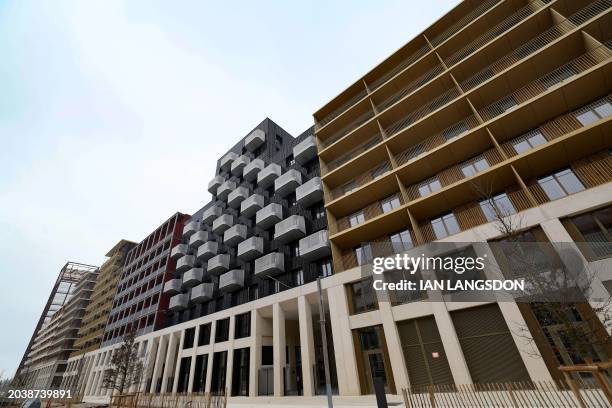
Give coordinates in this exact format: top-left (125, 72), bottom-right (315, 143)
top-left (473, 180), bottom-right (612, 367)
top-left (102, 328), bottom-right (145, 396)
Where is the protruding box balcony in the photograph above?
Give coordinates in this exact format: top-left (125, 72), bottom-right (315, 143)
top-left (182, 220), bottom-right (200, 238)
top-left (237, 236), bottom-right (264, 261)
top-left (196, 241), bottom-right (218, 261)
top-left (171, 244), bottom-right (189, 260)
top-left (208, 175), bottom-right (225, 195)
top-left (163, 279), bottom-right (182, 295)
top-left (219, 269), bottom-right (245, 292)
top-left (202, 205), bottom-right (222, 224)
top-left (243, 158), bottom-right (265, 181)
top-left (257, 163), bottom-right (282, 188)
top-left (182, 268), bottom-right (204, 288)
top-left (254, 252), bottom-right (284, 277)
top-left (217, 180), bottom-right (237, 200)
top-left (212, 214), bottom-right (234, 234)
top-left (228, 186), bottom-right (249, 208)
top-left (207, 254), bottom-right (230, 276)
top-left (241, 194), bottom-right (264, 218)
top-left (231, 155), bottom-right (251, 176)
top-left (274, 215), bottom-right (306, 244)
top-left (224, 224), bottom-right (248, 247)
top-left (189, 231), bottom-right (209, 248)
top-left (244, 129), bottom-right (265, 152)
top-left (293, 135), bottom-right (317, 164)
top-left (169, 293), bottom-right (189, 311)
top-left (191, 282), bottom-right (214, 303)
top-left (299, 230), bottom-right (331, 261)
top-left (220, 152), bottom-right (238, 171)
top-left (176, 255), bottom-right (195, 273)
top-left (275, 169), bottom-right (302, 197)
top-left (296, 177), bottom-right (323, 207)
top-left (256, 203), bottom-right (283, 229)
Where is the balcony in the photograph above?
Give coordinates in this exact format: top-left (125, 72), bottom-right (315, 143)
top-left (212, 214), bottom-right (234, 234)
top-left (237, 236), bottom-right (264, 261)
top-left (223, 224), bottom-right (248, 247)
top-left (219, 269), bottom-right (245, 292)
top-left (207, 254), bottom-right (230, 276)
top-left (219, 152), bottom-right (238, 171)
top-left (331, 161), bottom-right (392, 200)
top-left (169, 293), bottom-right (189, 311)
top-left (191, 282), bottom-right (214, 303)
top-left (162, 279), bottom-right (182, 295)
top-left (257, 163), bottom-right (282, 188)
top-left (274, 215), bottom-right (306, 244)
top-left (217, 180), bottom-right (237, 200)
top-left (202, 205), bottom-right (222, 224)
top-left (227, 186), bottom-right (250, 208)
top-left (208, 175), bottom-right (224, 195)
top-left (254, 252), bottom-right (284, 277)
top-left (334, 194), bottom-right (405, 234)
top-left (241, 194), bottom-right (265, 218)
top-left (296, 177), bottom-right (324, 207)
top-left (176, 255), bottom-right (195, 273)
top-left (243, 158), bottom-right (265, 181)
top-left (326, 133), bottom-right (382, 172)
top-left (188, 231), bottom-right (209, 248)
top-left (275, 169), bottom-right (302, 197)
top-left (256, 203), bottom-right (283, 229)
top-left (231, 155), bottom-right (251, 176)
top-left (196, 241), bottom-right (218, 261)
top-left (293, 135), bottom-right (318, 164)
top-left (245, 129), bottom-right (265, 152)
top-left (182, 268), bottom-right (204, 288)
top-left (299, 230), bottom-right (331, 261)
top-left (170, 244), bottom-right (189, 260)
top-left (182, 220), bottom-right (200, 238)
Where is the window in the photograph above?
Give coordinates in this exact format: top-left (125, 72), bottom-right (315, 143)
top-left (312, 205), bottom-right (326, 220)
top-left (349, 211), bottom-right (365, 227)
top-left (479, 192), bottom-right (517, 221)
top-left (537, 168), bottom-right (584, 200)
top-left (418, 177), bottom-right (442, 197)
top-left (575, 99), bottom-right (612, 126)
top-left (290, 242), bottom-right (300, 257)
top-left (496, 95), bottom-right (518, 114)
top-left (381, 194), bottom-right (401, 213)
top-left (234, 312), bottom-right (251, 339)
top-left (319, 259), bottom-right (333, 277)
top-left (183, 327), bottom-right (195, 349)
top-left (294, 269), bottom-right (304, 286)
top-left (198, 323), bottom-right (211, 346)
top-left (354, 244), bottom-right (373, 265)
top-left (390, 229), bottom-right (414, 253)
top-left (215, 318), bottom-right (230, 343)
top-left (542, 65), bottom-right (576, 89)
top-left (442, 120), bottom-right (470, 140)
top-left (343, 180), bottom-right (358, 195)
top-left (347, 278), bottom-right (378, 314)
top-left (460, 156), bottom-right (490, 177)
top-left (563, 205), bottom-right (612, 260)
top-left (275, 134), bottom-right (283, 145)
top-left (371, 163), bottom-right (388, 179)
top-left (511, 130), bottom-right (547, 155)
top-left (430, 212), bottom-right (460, 239)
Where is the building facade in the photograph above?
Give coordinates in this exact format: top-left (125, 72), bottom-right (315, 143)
top-left (19, 0), bottom-right (612, 400)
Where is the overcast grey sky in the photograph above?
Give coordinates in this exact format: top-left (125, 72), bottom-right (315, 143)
top-left (0, 0), bottom-right (459, 375)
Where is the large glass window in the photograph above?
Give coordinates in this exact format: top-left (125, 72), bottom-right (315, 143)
top-left (442, 120), bottom-right (470, 140)
top-left (389, 229), bottom-right (414, 253)
top-left (347, 278), bottom-right (378, 314)
top-left (460, 155), bottom-right (490, 177)
top-left (354, 244), bottom-right (373, 265)
top-left (511, 130), bottom-right (547, 155)
top-left (479, 192), bottom-right (517, 221)
top-left (537, 168), bottom-right (584, 200)
top-left (575, 99), bottom-right (612, 126)
top-left (418, 177), bottom-right (442, 197)
top-left (198, 323), bottom-right (211, 346)
top-left (563, 205), bottom-right (612, 260)
top-left (381, 194), bottom-right (401, 213)
top-left (183, 327), bottom-right (195, 349)
top-left (234, 312), bottom-right (251, 339)
top-left (319, 259), bottom-right (333, 277)
top-left (430, 213), bottom-right (460, 239)
top-left (349, 211), bottom-right (366, 227)
top-left (215, 318), bottom-right (230, 343)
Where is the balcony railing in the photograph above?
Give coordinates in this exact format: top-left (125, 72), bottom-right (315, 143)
top-left (326, 132), bottom-right (382, 172)
top-left (478, 47), bottom-right (608, 122)
top-left (368, 44), bottom-right (431, 92)
top-left (331, 161), bottom-right (392, 200)
top-left (376, 64), bottom-right (445, 113)
top-left (318, 88), bottom-right (368, 128)
top-left (299, 230), bottom-right (331, 261)
top-left (320, 109), bottom-right (375, 148)
top-left (333, 194), bottom-right (405, 234)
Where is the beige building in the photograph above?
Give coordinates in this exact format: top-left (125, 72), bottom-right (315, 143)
top-left (64, 0), bottom-right (611, 401)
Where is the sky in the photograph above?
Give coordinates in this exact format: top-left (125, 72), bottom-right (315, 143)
top-left (0, 0), bottom-right (459, 376)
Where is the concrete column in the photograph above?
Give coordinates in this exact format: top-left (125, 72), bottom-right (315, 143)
top-left (378, 301), bottom-right (410, 391)
top-left (204, 321), bottom-right (216, 393)
top-left (273, 302), bottom-right (286, 397)
top-left (225, 315), bottom-right (236, 395)
top-left (150, 335), bottom-right (168, 393)
top-left (172, 331), bottom-right (186, 393)
top-left (297, 296), bottom-right (316, 396)
top-left (141, 338), bottom-right (159, 392)
top-left (160, 334), bottom-right (177, 393)
top-left (249, 310), bottom-right (262, 397)
top-left (187, 325), bottom-right (200, 392)
top-left (326, 284), bottom-right (360, 395)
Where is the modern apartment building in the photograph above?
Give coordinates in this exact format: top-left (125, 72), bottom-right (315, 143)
top-left (16, 262), bottom-right (98, 389)
top-left (20, 0), bottom-right (612, 400)
top-left (101, 213), bottom-right (190, 347)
